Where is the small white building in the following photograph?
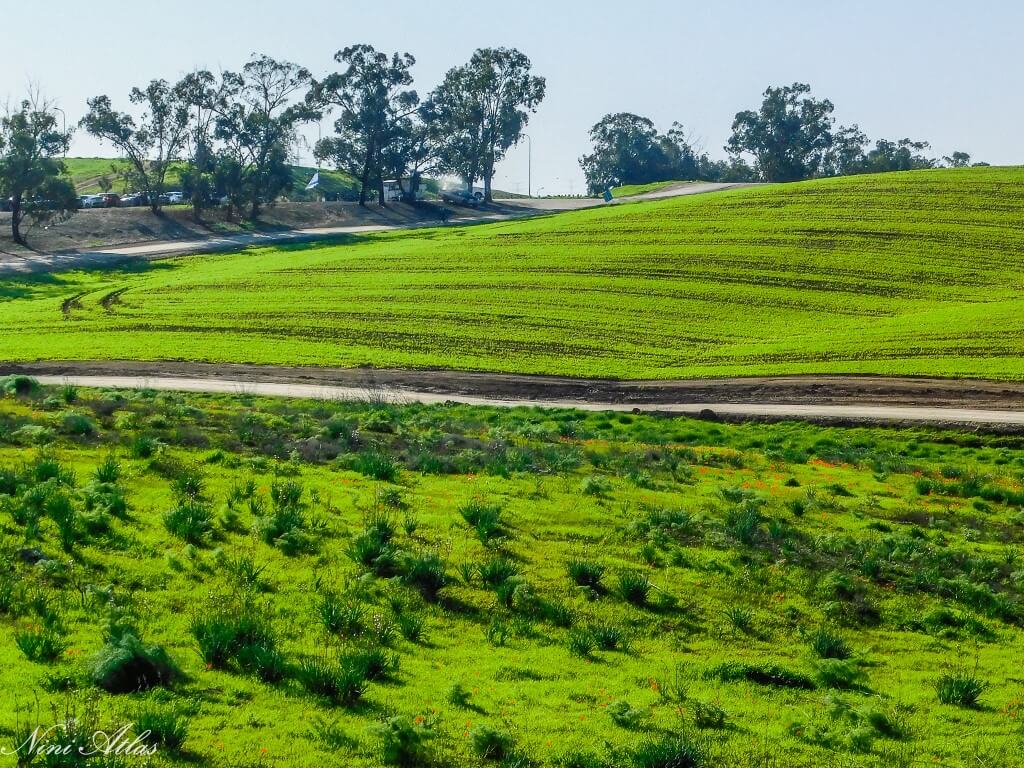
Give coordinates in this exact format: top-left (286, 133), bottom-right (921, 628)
top-left (382, 180), bottom-right (406, 202)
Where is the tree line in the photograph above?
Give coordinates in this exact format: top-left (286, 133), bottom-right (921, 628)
top-left (581, 82), bottom-right (981, 194)
top-left (0, 45), bottom-right (545, 242)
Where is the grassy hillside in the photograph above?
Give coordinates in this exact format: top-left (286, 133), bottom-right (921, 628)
top-left (2, 167), bottom-right (1024, 380)
top-left (1, 380), bottom-right (1023, 767)
top-left (63, 157), bottom-right (360, 200)
top-left (612, 180), bottom-right (688, 197)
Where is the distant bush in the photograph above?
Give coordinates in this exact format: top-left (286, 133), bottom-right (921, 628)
top-left (567, 557), bottom-right (605, 590)
top-left (815, 659), bottom-right (868, 690)
top-left (134, 706), bottom-right (189, 752)
top-left (353, 451), bottom-right (398, 481)
top-left (1, 375), bottom-right (40, 397)
top-left (935, 669), bottom-right (987, 708)
top-left (371, 715), bottom-right (432, 767)
top-left (402, 550), bottom-right (447, 599)
top-left (471, 725), bottom-right (514, 761)
top-left (692, 700), bottom-right (728, 729)
top-left (706, 661), bottom-right (815, 690)
top-left (567, 628), bottom-right (596, 658)
top-left (297, 656), bottom-right (367, 706)
top-left (319, 594), bottom-right (365, 638)
top-left (163, 500), bottom-right (214, 544)
top-left (459, 500), bottom-right (504, 545)
top-left (61, 412), bottom-right (96, 436)
top-left (617, 570), bottom-right (651, 606)
top-left (90, 631), bottom-right (181, 693)
top-left (607, 699), bottom-right (646, 729)
top-left (632, 735), bottom-right (702, 768)
top-left (15, 626), bottom-right (66, 663)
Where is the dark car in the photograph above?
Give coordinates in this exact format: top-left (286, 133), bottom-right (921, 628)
top-left (99, 193), bottom-right (121, 208)
top-left (440, 189), bottom-right (481, 208)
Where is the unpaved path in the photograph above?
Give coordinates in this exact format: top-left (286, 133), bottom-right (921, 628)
top-left (5, 362), bottom-right (1024, 431)
top-left (0, 182), bottom-right (753, 275)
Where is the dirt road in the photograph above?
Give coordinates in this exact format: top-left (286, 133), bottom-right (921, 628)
top-left (6, 362), bottom-right (1024, 431)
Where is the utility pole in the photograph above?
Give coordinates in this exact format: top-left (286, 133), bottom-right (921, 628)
top-left (523, 133), bottom-right (532, 197)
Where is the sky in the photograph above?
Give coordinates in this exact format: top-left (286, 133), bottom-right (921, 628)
top-left (2, 0), bottom-right (1022, 195)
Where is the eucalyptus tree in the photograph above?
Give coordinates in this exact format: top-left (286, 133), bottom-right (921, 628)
top-left (215, 54), bottom-right (315, 219)
top-left (430, 48), bottom-right (546, 201)
top-left (81, 79), bottom-right (190, 212)
top-left (309, 44), bottom-right (418, 205)
top-left (0, 95), bottom-right (76, 245)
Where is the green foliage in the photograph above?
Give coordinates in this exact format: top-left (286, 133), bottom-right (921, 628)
top-left (134, 706), bottom-right (190, 752)
top-left (808, 628), bottom-right (853, 660)
top-left (935, 669), bottom-right (988, 708)
top-left (163, 500), bottom-right (214, 544)
top-left (567, 557), bottom-right (605, 590)
top-left (631, 735), bottom-right (702, 768)
top-left (617, 570), bottom-right (651, 606)
top-left (15, 625), bottom-right (66, 662)
top-left (370, 715), bottom-right (432, 767)
top-left (90, 631), bottom-right (181, 693)
top-left (470, 724), bottom-right (514, 761)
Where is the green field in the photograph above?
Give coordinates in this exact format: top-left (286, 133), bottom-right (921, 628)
top-left (611, 180), bottom-right (689, 197)
top-left (2, 167), bottom-right (1024, 380)
top-left (1, 379), bottom-right (1023, 767)
top-left (62, 158), bottom-right (359, 200)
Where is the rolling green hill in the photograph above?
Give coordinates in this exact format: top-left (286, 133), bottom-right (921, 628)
top-left (62, 157), bottom-right (360, 200)
top-left (2, 167), bottom-right (1023, 379)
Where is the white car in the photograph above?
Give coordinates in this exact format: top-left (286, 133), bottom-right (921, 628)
top-left (79, 195), bottom-right (105, 209)
top-left (165, 191), bottom-right (186, 204)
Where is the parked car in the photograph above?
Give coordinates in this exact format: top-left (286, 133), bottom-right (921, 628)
top-left (79, 195), bottom-right (105, 209)
top-left (440, 189), bottom-right (481, 208)
top-left (165, 191), bottom-right (185, 204)
top-left (119, 193), bottom-right (150, 207)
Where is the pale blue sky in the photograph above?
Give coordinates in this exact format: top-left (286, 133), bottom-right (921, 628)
top-left (3, 0), bottom-right (1022, 194)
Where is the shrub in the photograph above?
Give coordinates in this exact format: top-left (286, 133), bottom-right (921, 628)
top-left (319, 594), bottom-right (365, 638)
top-left (131, 435), bottom-right (160, 459)
top-left (297, 656), bottom-right (367, 706)
top-left (567, 557), bottom-right (605, 590)
top-left (693, 700), bottom-right (728, 729)
top-left (580, 475), bottom-right (611, 497)
top-left (347, 646), bottom-right (399, 681)
top-left (618, 570), bottom-right (651, 606)
top-left (607, 699), bottom-right (646, 729)
top-left (354, 451), bottom-right (398, 481)
top-left (90, 631), bottom-right (181, 693)
top-left (397, 613), bottom-right (426, 644)
top-left (809, 628), bottom-right (852, 660)
top-left (15, 626), bottom-right (66, 662)
top-left (135, 706), bottom-right (189, 752)
top-left (459, 500), bottom-right (503, 544)
top-left (371, 715), bottom-right (432, 767)
top-left (402, 550), bottom-right (447, 598)
top-left (632, 735), bottom-right (702, 768)
top-left (479, 557), bottom-right (519, 588)
top-left (706, 661), bottom-right (815, 690)
top-left (590, 623), bottom-right (627, 651)
top-left (60, 412), bottom-right (96, 437)
top-left (93, 455), bottom-right (121, 484)
top-left (1, 374), bottom-right (39, 397)
top-left (935, 669), bottom-right (987, 708)
top-left (471, 725), bottom-right (514, 761)
top-left (567, 628), bottom-right (596, 658)
top-left (163, 500), bottom-right (214, 544)
top-left (815, 659), bottom-right (868, 690)
top-left (724, 500), bottom-right (763, 545)
top-left (190, 602), bottom-right (278, 676)
top-left (447, 682), bottom-right (473, 708)
top-left (724, 605), bottom-right (754, 634)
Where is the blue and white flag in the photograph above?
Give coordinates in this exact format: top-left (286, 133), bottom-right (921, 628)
top-left (305, 172), bottom-right (320, 191)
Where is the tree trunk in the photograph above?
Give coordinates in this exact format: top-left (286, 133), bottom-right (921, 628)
top-left (377, 178), bottom-right (385, 206)
top-left (11, 195), bottom-right (24, 246)
top-left (358, 143), bottom-right (375, 207)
